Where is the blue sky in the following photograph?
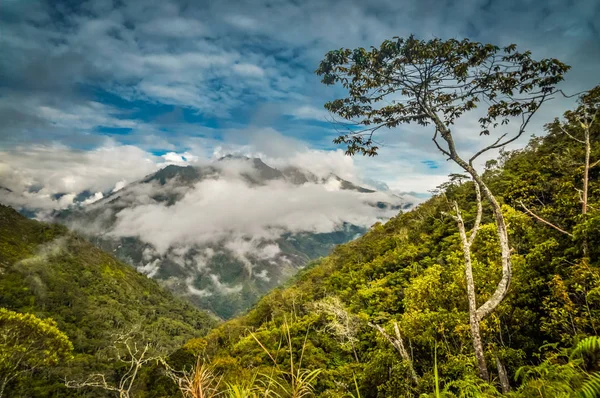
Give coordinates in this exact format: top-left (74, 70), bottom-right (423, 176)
top-left (1, 0), bottom-right (599, 200)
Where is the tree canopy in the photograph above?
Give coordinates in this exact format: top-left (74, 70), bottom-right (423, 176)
top-left (0, 308), bottom-right (73, 397)
top-left (316, 35), bottom-right (569, 159)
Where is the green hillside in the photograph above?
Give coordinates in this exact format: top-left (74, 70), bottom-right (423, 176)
top-left (195, 98), bottom-right (600, 396)
top-left (0, 205), bottom-right (217, 397)
top-left (1, 40), bottom-right (599, 398)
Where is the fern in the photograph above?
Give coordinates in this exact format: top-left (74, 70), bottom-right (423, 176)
top-left (579, 372), bottom-right (600, 398)
top-left (571, 336), bottom-right (600, 363)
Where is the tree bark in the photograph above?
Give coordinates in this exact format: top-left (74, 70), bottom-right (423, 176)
top-left (369, 322), bottom-right (419, 383)
top-left (518, 200), bottom-right (573, 237)
top-left (583, 125), bottom-right (590, 258)
top-left (430, 115), bottom-right (512, 324)
top-left (454, 195), bottom-right (489, 381)
top-left (427, 108), bottom-right (513, 381)
top-left (496, 356), bottom-right (511, 393)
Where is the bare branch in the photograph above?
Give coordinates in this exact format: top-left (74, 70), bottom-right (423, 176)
top-left (65, 328), bottom-right (163, 398)
top-left (560, 124), bottom-right (585, 144)
top-left (518, 200), bottom-right (573, 237)
top-left (368, 322), bottom-right (418, 383)
top-left (468, 182), bottom-right (483, 247)
top-left (469, 96), bottom-right (544, 165)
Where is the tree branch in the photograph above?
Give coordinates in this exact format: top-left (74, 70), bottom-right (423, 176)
top-left (368, 322), bottom-right (418, 383)
top-left (560, 125), bottom-right (585, 144)
top-left (518, 200), bottom-right (573, 237)
top-left (468, 182), bottom-right (483, 247)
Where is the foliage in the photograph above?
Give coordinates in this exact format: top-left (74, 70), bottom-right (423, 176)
top-left (196, 85), bottom-right (600, 397)
top-left (0, 205), bottom-right (217, 396)
top-left (163, 358), bottom-right (223, 398)
top-left (251, 319), bottom-right (322, 398)
top-left (315, 35), bottom-right (568, 157)
top-left (0, 307), bottom-right (73, 397)
top-left (0, 46), bottom-right (598, 397)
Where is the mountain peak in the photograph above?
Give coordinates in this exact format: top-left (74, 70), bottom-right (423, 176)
top-left (217, 154), bottom-right (251, 161)
top-left (142, 164), bottom-right (200, 185)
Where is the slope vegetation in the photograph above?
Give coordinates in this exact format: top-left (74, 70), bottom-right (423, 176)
top-left (0, 205), bottom-right (217, 397)
top-left (197, 121), bottom-right (600, 396)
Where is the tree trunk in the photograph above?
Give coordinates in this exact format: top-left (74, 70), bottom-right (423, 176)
top-left (583, 128), bottom-right (590, 258)
top-left (369, 322), bottom-right (419, 383)
top-left (465, 244), bottom-right (489, 381)
top-left (454, 199), bottom-right (489, 381)
top-left (434, 123), bottom-right (512, 323)
top-left (468, 176), bottom-right (512, 322)
top-left (0, 377), bottom-right (6, 398)
top-left (496, 356), bottom-right (511, 393)
top-left (431, 115), bottom-right (512, 382)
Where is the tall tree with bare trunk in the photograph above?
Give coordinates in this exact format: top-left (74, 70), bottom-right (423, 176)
top-left (316, 35), bottom-right (569, 381)
top-left (519, 85), bottom-right (600, 258)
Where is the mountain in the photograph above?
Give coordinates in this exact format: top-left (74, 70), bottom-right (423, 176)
top-left (0, 204), bottom-right (217, 397)
top-left (52, 157), bottom-right (410, 319)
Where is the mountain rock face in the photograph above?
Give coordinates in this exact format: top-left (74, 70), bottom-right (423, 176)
top-left (54, 157), bottom-right (410, 318)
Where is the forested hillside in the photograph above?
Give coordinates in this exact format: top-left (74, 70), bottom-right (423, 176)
top-left (192, 88), bottom-right (600, 396)
top-left (0, 205), bottom-right (217, 397)
top-left (1, 34), bottom-right (599, 398)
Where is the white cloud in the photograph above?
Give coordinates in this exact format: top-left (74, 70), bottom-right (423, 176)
top-left (112, 180), bottom-right (127, 193)
top-left (139, 259), bottom-right (161, 278)
top-left (232, 63), bottom-right (265, 78)
top-left (209, 274), bottom-right (243, 295)
top-left (137, 17), bottom-right (209, 38)
top-left (82, 192), bottom-right (104, 205)
top-left (0, 145), bottom-right (203, 211)
top-left (254, 269), bottom-right (271, 282)
top-left (287, 105), bottom-right (330, 121)
top-left (186, 277), bottom-right (213, 297)
top-left (162, 151), bottom-right (199, 164)
top-left (109, 177), bottom-right (400, 254)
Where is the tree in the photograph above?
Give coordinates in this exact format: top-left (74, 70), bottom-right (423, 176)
top-left (368, 321), bottom-right (418, 384)
top-left (316, 35), bottom-right (569, 381)
top-left (519, 85), bottom-right (600, 257)
top-left (65, 328), bottom-right (162, 398)
top-left (314, 296), bottom-right (362, 363)
top-left (0, 308), bottom-right (73, 398)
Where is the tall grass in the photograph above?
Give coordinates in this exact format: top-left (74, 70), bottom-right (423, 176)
top-left (250, 318), bottom-right (321, 398)
top-left (162, 357), bottom-right (223, 398)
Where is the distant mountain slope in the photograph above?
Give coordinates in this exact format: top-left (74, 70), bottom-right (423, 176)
top-left (0, 204), bottom-right (217, 397)
top-left (53, 156), bottom-right (410, 318)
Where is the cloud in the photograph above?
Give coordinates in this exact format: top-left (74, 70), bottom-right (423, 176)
top-left (139, 259), bottom-right (161, 278)
top-left (0, 0), bottom-right (598, 197)
top-left (232, 63), bottom-right (265, 78)
top-left (213, 128), bottom-right (363, 183)
top-left (109, 176), bottom-right (399, 254)
top-left (286, 105), bottom-right (331, 121)
top-left (137, 17), bottom-right (209, 38)
top-left (0, 144), bottom-right (202, 211)
top-left (82, 192), bottom-right (104, 205)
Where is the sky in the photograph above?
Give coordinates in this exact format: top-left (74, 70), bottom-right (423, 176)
top-left (1, 0), bottom-right (600, 208)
